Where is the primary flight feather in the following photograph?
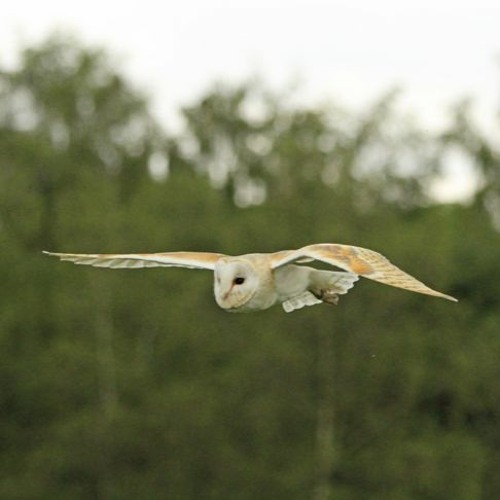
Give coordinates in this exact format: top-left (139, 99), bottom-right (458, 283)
top-left (43, 243), bottom-right (457, 313)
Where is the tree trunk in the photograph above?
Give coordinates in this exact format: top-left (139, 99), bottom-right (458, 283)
top-left (313, 328), bottom-right (337, 500)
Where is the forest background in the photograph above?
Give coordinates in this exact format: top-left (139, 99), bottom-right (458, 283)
top-left (1, 36), bottom-right (500, 499)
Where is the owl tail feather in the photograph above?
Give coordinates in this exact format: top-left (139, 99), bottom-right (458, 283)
top-left (282, 292), bottom-right (322, 312)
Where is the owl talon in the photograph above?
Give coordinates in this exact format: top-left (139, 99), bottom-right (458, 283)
top-left (324, 293), bottom-right (340, 306)
top-left (312, 289), bottom-right (340, 306)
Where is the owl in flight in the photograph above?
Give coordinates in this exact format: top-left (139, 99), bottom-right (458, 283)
top-left (44, 244), bottom-right (457, 312)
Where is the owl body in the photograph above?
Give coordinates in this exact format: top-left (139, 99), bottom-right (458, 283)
top-left (44, 243), bottom-right (457, 313)
top-left (212, 254), bottom-right (360, 312)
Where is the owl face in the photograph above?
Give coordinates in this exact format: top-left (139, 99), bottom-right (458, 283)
top-left (213, 259), bottom-right (260, 311)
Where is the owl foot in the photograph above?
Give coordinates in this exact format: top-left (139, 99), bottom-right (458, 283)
top-left (311, 289), bottom-right (340, 306)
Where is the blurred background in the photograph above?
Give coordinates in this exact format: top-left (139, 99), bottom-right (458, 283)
top-left (1, 1), bottom-right (500, 499)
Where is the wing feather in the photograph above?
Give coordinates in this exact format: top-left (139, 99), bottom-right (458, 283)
top-left (270, 244), bottom-right (457, 302)
top-left (43, 251), bottom-right (224, 270)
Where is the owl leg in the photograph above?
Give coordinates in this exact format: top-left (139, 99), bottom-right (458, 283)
top-left (310, 288), bottom-right (340, 306)
top-left (308, 269), bottom-right (359, 306)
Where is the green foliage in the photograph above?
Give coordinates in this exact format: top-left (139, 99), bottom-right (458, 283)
top-left (1, 35), bottom-right (499, 499)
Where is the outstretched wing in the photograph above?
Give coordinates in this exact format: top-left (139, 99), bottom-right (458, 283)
top-left (43, 251), bottom-right (225, 270)
top-left (269, 243), bottom-right (457, 302)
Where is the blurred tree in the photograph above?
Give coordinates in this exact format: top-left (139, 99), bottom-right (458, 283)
top-left (0, 34), bottom-right (165, 250)
top-left (1, 34), bottom-right (499, 500)
top-left (180, 84), bottom-right (441, 211)
top-left (443, 99), bottom-right (500, 228)
top-left (0, 35), bottom-right (169, 498)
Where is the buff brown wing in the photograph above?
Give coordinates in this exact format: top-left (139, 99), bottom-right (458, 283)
top-left (269, 244), bottom-right (457, 302)
top-left (43, 251), bottom-right (225, 270)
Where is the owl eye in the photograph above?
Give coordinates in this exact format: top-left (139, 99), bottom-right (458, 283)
top-left (233, 277), bottom-right (245, 285)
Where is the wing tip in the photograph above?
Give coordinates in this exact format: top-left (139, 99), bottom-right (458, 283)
top-left (414, 288), bottom-right (458, 302)
top-left (420, 286), bottom-right (458, 303)
top-left (43, 250), bottom-right (63, 258)
top-left (42, 250), bottom-right (78, 259)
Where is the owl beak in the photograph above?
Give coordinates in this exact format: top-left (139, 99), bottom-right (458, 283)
top-left (222, 285), bottom-right (234, 301)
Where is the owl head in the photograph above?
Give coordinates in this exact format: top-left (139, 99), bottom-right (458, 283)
top-left (213, 258), bottom-right (260, 311)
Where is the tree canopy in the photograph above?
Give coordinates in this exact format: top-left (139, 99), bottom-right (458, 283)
top-left (1, 35), bottom-right (499, 499)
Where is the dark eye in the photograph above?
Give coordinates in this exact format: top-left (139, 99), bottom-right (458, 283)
top-left (233, 277), bottom-right (245, 285)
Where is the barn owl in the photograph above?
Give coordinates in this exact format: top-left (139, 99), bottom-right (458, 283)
top-left (44, 243), bottom-right (457, 312)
